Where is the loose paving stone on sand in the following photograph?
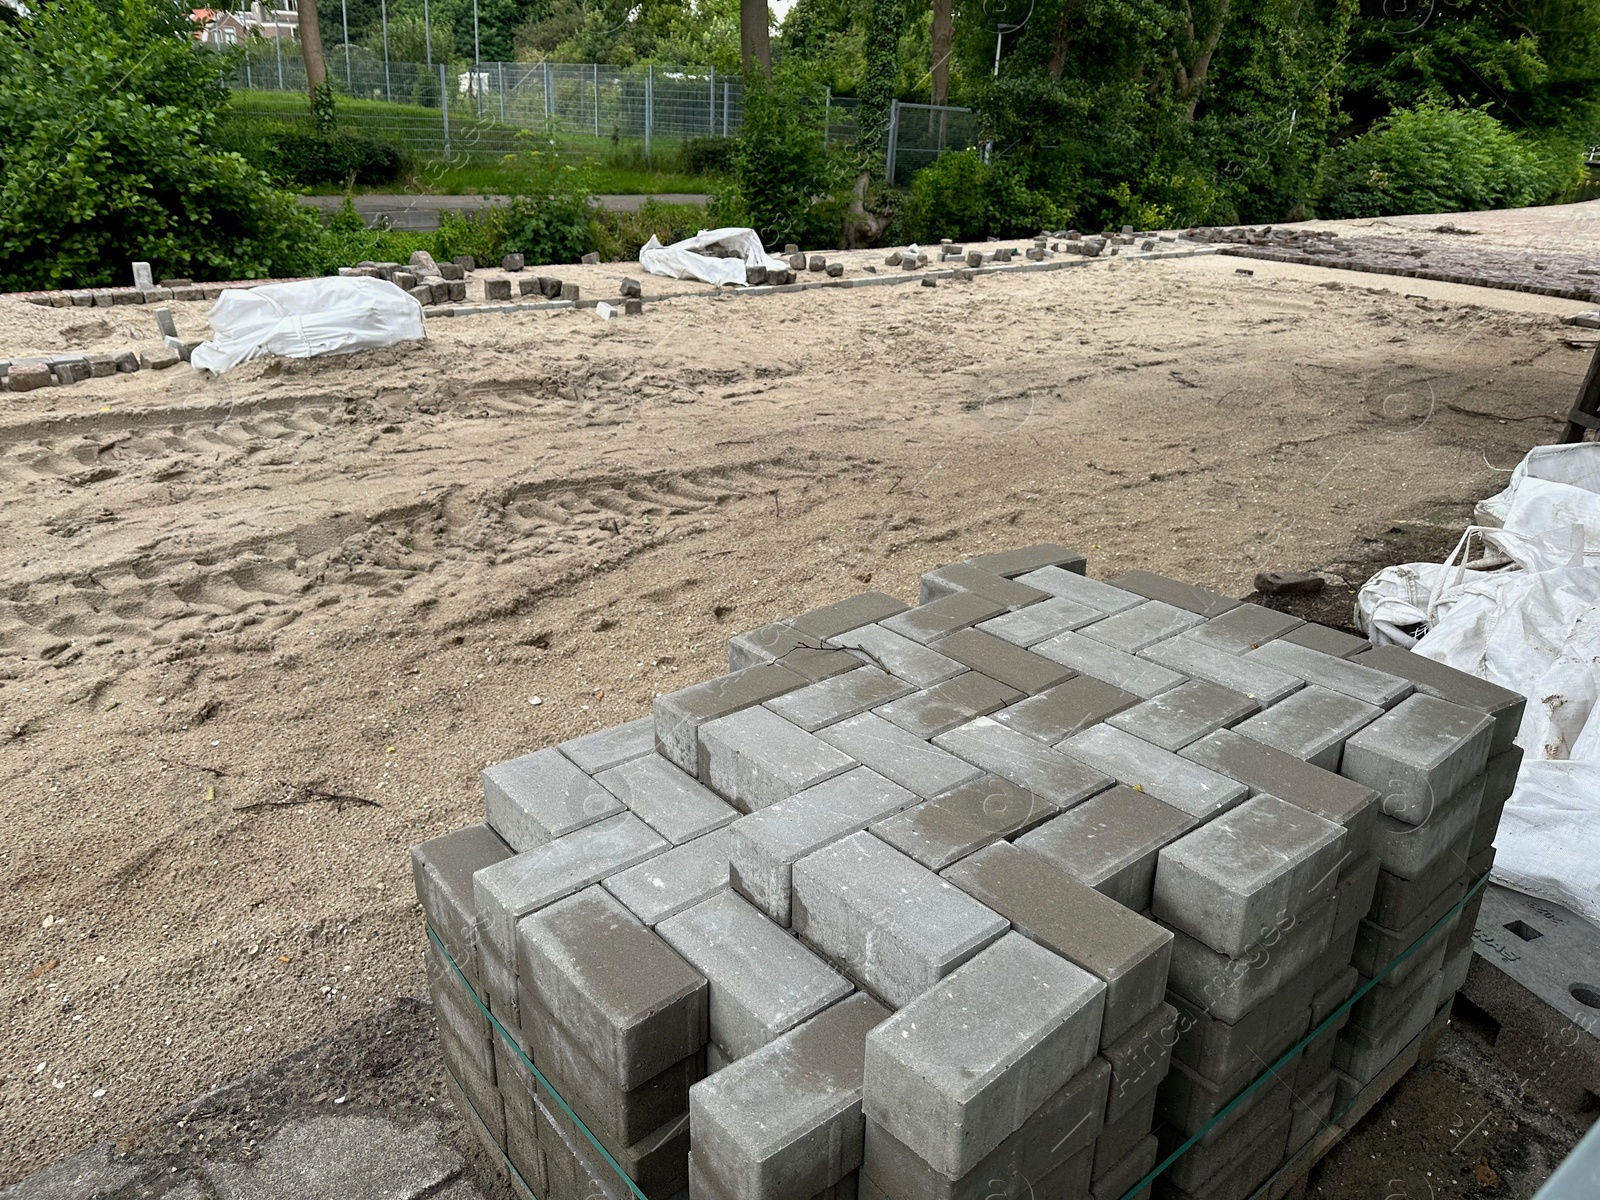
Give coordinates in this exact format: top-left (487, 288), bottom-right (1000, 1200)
top-left (727, 767), bottom-right (917, 925)
top-left (1018, 785), bottom-right (1195, 911)
top-left (657, 890), bottom-right (852, 1060)
top-left (791, 830), bottom-right (1007, 1007)
top-left (1106, 679), bottom-right (1260, 752)
top-left (944, 842), bottom-right (1173, 1045)
top-left (863, 932), bottom-right (1106, 1178)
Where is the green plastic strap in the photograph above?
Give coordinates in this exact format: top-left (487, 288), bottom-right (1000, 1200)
top-left (1115, 868), bottom-right (1492, 1200)
top-left (427, 924), bottom-right (651, 1200)
top-left (440, 1053), bottom-right (544, 1200)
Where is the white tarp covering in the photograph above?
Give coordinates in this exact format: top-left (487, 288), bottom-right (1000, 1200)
top-left (190, 276), bottom-right (427, 375)
top-left (1355, 443), bottom-right (1600, 923)
top-left (637, 227), bottom-right (790, 287)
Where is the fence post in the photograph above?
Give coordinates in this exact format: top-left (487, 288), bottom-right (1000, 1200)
top-left (709, 67), bottom-right (715, 134)
top-left (243, 38), bottom-right (252, 89)
top-left (824, 86), bottom-right (831, 145)
top-left (498, 62), bottom-right (506, 122)
top-left (645, 65), bottom-right (653, 163)
top-left (441, 64), bottom-right (451, 158)
top-left (379, 0), bottom-right (390, 101)
top-left (272, 17), bottom-right (283, 89)
top-left (722, 81), bottom-right (729, 136)
top-left (594, 63), bottom-right (600, 135)
top-left (341, 0), bottom-right (352, 91)
top-left (543, 61), bottom-right (550, 122)
top-left (885, 99), bottom-right (900, 183)
top-left (546, 63), bottom-right (555, 127)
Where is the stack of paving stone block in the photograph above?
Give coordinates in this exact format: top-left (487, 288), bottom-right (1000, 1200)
top-left (411, 544), bottom-right (1524, 1200)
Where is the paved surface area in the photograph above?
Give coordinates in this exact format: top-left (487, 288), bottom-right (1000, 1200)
top-left (297, 193), bottom-right (712, 230)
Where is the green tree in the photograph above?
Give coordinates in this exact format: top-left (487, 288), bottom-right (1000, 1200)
top-left (0, 0), bottom-right (317, 289)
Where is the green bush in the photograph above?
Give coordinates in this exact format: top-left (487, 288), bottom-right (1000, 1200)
top-left (589, 200), bottom-right (711, 262)
top-left (710, 74), bottom-right (848, 248)
top-left (683, 136), bottom-right (739, 177)
top-left (1317, 102), bottom-right (1583, 219)
top-left (899, 150), bottom-right (1064, 242)
top-left (496, 140), bottom-right (595, 265)
top-left (267, 131), bottom-right (405, 187)
top-left (0, 0), bottom-right (318, 290)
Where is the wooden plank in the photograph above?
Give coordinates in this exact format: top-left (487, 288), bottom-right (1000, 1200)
top-left (1249, 1006), bottom-right (1453, 1200)
top-left (1560, 339), bottom-right (1600, 443)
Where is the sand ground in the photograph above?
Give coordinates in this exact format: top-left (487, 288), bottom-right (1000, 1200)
top-left (2, 205), bottom-right (1598, 1180)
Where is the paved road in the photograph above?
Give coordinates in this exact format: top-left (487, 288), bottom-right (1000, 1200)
top-left (298, 192), bottom-right (710, 231)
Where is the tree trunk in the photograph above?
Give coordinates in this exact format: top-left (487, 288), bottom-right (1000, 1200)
top-left (1173, 0), bottom-right (1230, 120)
top-left (741, 0), bottom-right (772, 77)
top-left (299, 0), bottom-right (335, 130)
top-left (931, 0), bottom-right (952, 105)
top-left (1047, 0), bottom-right (1077, 81)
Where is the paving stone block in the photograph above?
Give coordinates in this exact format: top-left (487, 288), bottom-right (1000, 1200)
top-left (1342, 693), bottom-right (1495, 824)
top-left (872, 775), bottom-right (1060, 870)
top-left (1165, 893), bottom-right (1336, 1023)
top-left (1165, 966), bottom-right (1316, 1086)
top-left (826, 624), bottom-right (968, 688)
top-left (769, 647), bottom-right (864, 683)
top-left (933, 628), bottom-right (1075, 694)
top-left (975, 596), bottom-right (1102, 646)
top-left (1368, 776), bottom-right (1482, 880)
top-left (654, 663), bottom-right (807, 774)
top-left (657, 890), bottom-right (852, 1059)
top-left (791, 830), bottom-right (1008, 1007)
top-left (690, 992), bottom-right (888, 1200)
top-left (1368, 829), bottom-right (1471, 930)
top-left (483, 747), bottom-right (625, 851)
top-left (1094, 1087), bottom-right (1159, 1177)
top-left (764, 667), bottom-right (916, 733)
top-left (1333, 853), bottom-right (1382, 941)
top-left (1090, 1134), bottom-right (1157, 1200)
top-left (1352, 646), bottom-right (1526, 754)
top-left (1107, 680), bottom-right (1260, 752)
top-left (881, 592), bottom-right (1008, 644)
top-left (1157, 1036), bottom-right (1299, 1150)
top-left (863, 932), bottom-right (1106, 1178)
top-left (518, 885), bottom-right (707, 1087)
top-left (1080, 601), bottom-right (1206, 653)
top-left (474, 814), bottom-right (668, 963)
top-left (1015, 567), bottom-right (1146, 616)
top-left (1280, 623), bottom-right (1371, 660)
top-left (598, 753), bottom-right (738, 844)
top-left (1182, 603), bottom-right (1304, 655)
top-left (556, 720), bottom-right (656, 774)
top-left (1232, 684), bottom-right (1383, 771)
top-left (1482, 744), bottom-right (1523, 806)
top-left (728, 623), bottom-right (823, 671)
top-left (1249, 639), bottom-right (1415, 709)
top-left (1108, 571), bottom-right (1240, 618)
top-left (1154, 794), bottom-right (1346, 957)
top-left (1059, 724), bottom-right (1249, 821)
top-left (1157, 1104), bottom-right (1291, 1196)
top-left (862, 1058), bottom-right (1107, 1200)
top-left (411, 823), bottom-right (515, 985)
top-left (944, 842), bottom-right (1172, 1046)
top-left (603, 828), bottom-right (733, 926)
top-left (1351, 884), bottom-right (1463, 985)
top-left (815, 713), bottom-right (984, 798)
top-left (1034, 631), bottom-right (1188, 700)
top-left (1287, 1072), bottom-right (1336, 1158)
top-left (967, 543), bottom-right (1087, 578)
top-left (1349, 943), bottom-right (1446, 1031)
top-left (873, 673), bottom-right (1022, 739)
top-left (1018, 786), bottom-right (1195, 911)
top-left (728, 768), bottom-right (917, 925)
top-left (932, 716), bottom-right (1115, 808)
top-left (1332, 970), bottom-right (1440, 1083)
top-left (918, 563), bottom-right (1049, 610)
top-left (992, 675), bottom-right (1143, 743)
top-left (518, 991), bottom-right (701, 1146)
top-left (1179, 729), bottom-right (1380, 860)
top-left (789, 592), bottom-right (911, 640)
top-left (697, 706), bottom-right (856, 812)
top-left (1141, 636), bottom-right (1303, 705)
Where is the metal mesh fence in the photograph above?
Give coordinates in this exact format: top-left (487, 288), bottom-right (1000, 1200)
top-left (225, 47), bottom-right (970, 180)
